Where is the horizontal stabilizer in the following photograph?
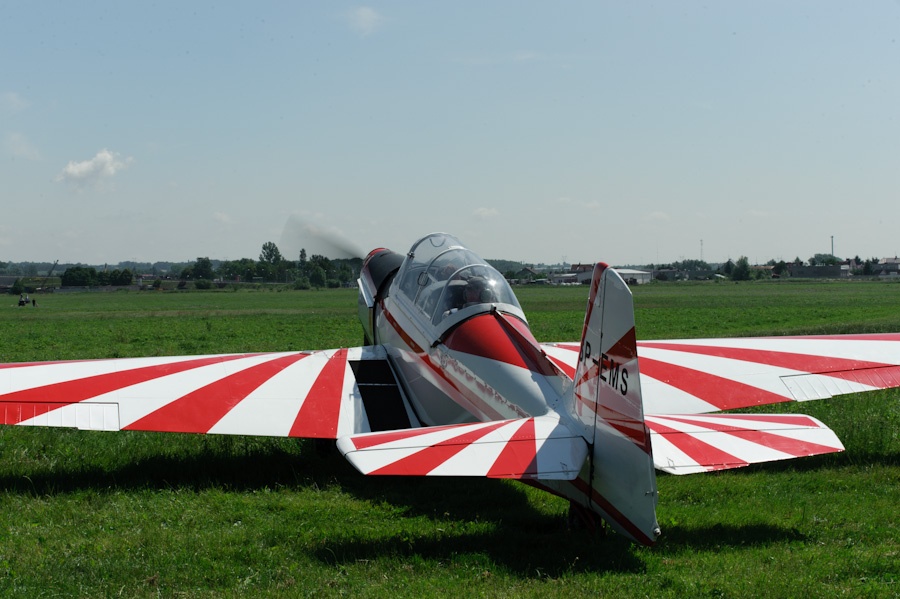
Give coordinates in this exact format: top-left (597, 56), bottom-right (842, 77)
top-left (337, 416), bottom-right (588, 479)
top-left (647, 413), bottom-right (844, 475)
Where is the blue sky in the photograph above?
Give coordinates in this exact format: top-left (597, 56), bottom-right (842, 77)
top-left (2, 2), bottom-right (898, 266)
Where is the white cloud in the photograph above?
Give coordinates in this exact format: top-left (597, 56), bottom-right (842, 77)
top-left (644, 211), bottom-right (670, 222)
top-left (56, 149), bottom-right (133, 189)
top-left (474, 207), bottom-right (499, 219)
top-left (346, 7), bottom-right (385, 35)
top-left (213, 211), bottom-right (234, 224)
top-left (4, 133), bottom-right (40, 160)
top-left (1, 91), bottom-right (28, 112)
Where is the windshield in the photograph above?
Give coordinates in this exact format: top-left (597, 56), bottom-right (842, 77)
top-left (395, 233), bottom-right (521, 324)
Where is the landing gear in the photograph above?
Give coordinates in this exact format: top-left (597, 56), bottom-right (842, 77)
top-left (567, 501), bottom-right (607, 536)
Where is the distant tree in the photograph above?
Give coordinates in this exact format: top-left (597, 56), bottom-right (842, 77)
top-left (193, 257), bottom-right (215, 280)
top-left (810, 253), bottom-right (840, 266)
top-left (306, 254), bottom-right (333, 287)
top-left (672, 259), bottom-right (711, 271)
top-left (259, 242), bottom-right (283, 266)
top-left (863, 258), bottom-right (876, 275)
top-left (115, 268), bottom-right (133, 285)
top-left (61, 266), bottom-right (98, 287)
top-left (298, 248), bottom-right (307, 274)
top-left (722, 259), bottom-right (734, 276)
top-left (486, 259), bottom-right (526, 274)
top-left (10, 278), bottom-right (24, 295)
top-left (218, 258), bottom-right (256, 282)
top-left (259, 242), bottom-right (287, 282)
top-left (178, 265), bottom-right (194, 280)
top-left (731, 256), bottom-right (751, 281)
top-left (308, 265), bottom-right (327, 288)
top-left (772, 260), bottom-right (788, 276)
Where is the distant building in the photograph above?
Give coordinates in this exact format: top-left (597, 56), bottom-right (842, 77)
top-left (878, 257), bottom-right (900, 276)
top-left (787, 264), bottom-right (845, 278)
top-left (0, 275), bottom-right (19, 291)
top-left (614, 268), bottom-right (652, 285)
top-left (513, 267), bottom-right (540, 282)
top-left (549, 272), bottom-right (579, 285)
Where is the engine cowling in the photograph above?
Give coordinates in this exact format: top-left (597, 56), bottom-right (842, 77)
top-left (357, 248), bottom-right (403, 344)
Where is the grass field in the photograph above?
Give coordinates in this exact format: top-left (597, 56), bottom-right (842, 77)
top-left (1, 281), bottom-right (898, 597)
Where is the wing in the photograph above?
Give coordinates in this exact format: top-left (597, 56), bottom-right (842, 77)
top-left (543, 333), bottom-right (900, 414)
top-left (337, 415), bottom-right (588, 479)
top-left (1, 348), bottom-right (589, 481)
top-left (0, 346), bottom-right (415, 438)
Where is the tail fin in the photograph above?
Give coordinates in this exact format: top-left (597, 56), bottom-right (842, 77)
top-left (568, 264), bottom-right (660, 545)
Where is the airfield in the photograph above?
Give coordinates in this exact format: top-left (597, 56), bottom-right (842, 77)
top-left (1, 280), bottom-right (898, 597)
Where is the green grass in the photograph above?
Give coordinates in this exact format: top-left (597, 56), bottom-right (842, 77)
top-left (1, 282), bottom-right (898, 597)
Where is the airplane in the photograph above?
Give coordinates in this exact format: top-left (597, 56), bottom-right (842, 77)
top-left (3, 232), bottom-right (900, 546)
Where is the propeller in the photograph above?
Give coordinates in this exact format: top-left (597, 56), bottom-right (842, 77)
top-left (278, 214), bottom-right (366, 261)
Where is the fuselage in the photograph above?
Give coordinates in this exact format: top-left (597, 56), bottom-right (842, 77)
top-left (358, 233), bottom-right (571, 429)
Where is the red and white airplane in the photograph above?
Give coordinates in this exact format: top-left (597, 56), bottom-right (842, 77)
top-left (3, 232), bottom-right (900, 546)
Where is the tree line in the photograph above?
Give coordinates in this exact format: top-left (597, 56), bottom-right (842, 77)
top-left (648, 253), bottom-right (884, 281)
top-left (60, 266), bottom-right (135, 287)
top-left (2, 241), bottom-right (362, 292)
top-left (4, 245), bottom-right (891, 293)
top-left (177, 241), bottom-right (362, 289)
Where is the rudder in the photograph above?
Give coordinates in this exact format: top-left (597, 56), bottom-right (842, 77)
top-left (570, 263), bottom-right (660, 545)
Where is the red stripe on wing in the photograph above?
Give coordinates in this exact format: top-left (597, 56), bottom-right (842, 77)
top-left (125, 353), bottom-right (310, 433)
top-left (547, 355), bottom-right (575, 378)
top-left (0, 354), bottom-right (256, 425)
top-left (639, 357), bottom-right (791, 411)
top-left (663, 413), bottom-right (821, 429)
top-left (638, 341), bottom-right (891, 373)
top-left (371, 420), bottom-right (510, 475)
top-left (658, 414), bottom-right (840, 457)
top-left (646, 419), bottom-right (746, 471)
top-left (349, 421), bottom-right (496, 450)
top-left (289, 348), bottom-right (349, 438)
top-left (487, 418), bottom-right (538, 477)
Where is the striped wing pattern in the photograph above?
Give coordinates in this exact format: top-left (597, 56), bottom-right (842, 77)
top-left (541, 334), bottom-right (900, 474)
top-left (646, 413), bottom-right (844, 474)
top-left (0, 347), bottom-right (380, 438)
top-left (542, 334), bottom-right (900, 414)
top-left (337, 415), bottom-right (588, 479)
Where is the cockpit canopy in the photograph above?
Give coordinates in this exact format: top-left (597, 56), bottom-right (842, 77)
top-left (395, 233), bottom-right (522, 326)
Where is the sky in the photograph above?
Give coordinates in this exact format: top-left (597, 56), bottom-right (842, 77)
top-left (2, 2), bottom-right (898, 267)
